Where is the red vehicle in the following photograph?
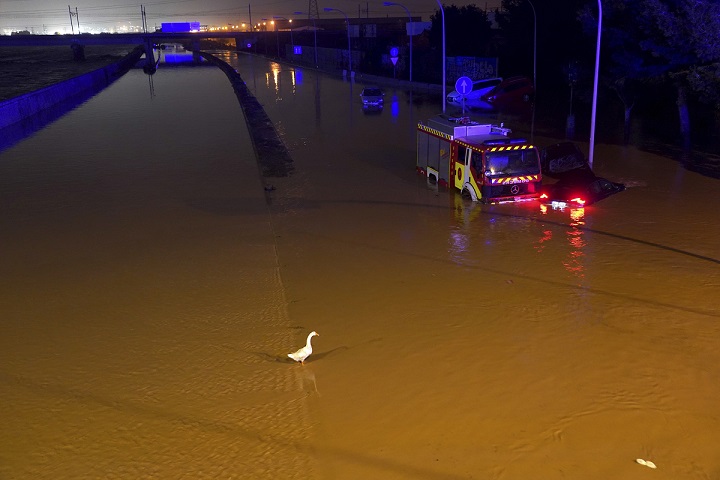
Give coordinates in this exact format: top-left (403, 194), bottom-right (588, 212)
top-left (416, 115), bottom-right (542, 203)
top-left (480, 76), bottom-right (534, 107)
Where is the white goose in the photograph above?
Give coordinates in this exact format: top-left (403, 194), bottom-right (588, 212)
top-left (288, 331), bottom-right (319, 365)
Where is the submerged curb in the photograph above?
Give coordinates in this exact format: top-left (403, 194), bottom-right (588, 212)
top-left (197, 51), bottom-right (294, 178)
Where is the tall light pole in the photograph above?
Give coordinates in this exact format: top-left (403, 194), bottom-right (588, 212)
top-left (270, 20), bottom-right (280, 57)
top-left (589, 0), bottom-right (602, 168)
top-left (527, 0), bottom-right (536, 92)
top-left (273, 16), bottom-right (293, 53)
top-left (527, 0), bottom-right (537, 143)
top-left (324, 7), bottom-right (351, 74)
top-left (383, 1), bottom-right (413, 83)
top-left (294, 11), bottom-right (317, 68)
top-left (434, 0), bottom-right (446, 112)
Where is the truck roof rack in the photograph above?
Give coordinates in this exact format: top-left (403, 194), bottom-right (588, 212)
top-left (483, 137), bottom-right (528, 146)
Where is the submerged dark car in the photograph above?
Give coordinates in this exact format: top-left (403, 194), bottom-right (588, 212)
top-left (539, 173), bottom-right (626, 207)
top-left (540, 142), bottom-right (588, 177)
top-left (360, 87), bottom-right (384, 108)
top-left (539, 142), bottom-right (626, 207)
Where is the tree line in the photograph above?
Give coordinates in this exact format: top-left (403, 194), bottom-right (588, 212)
top-left (424, 0), bottom-right (719, 154)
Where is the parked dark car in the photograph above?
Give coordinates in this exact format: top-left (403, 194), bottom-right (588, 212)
top-left (480, 76), bottom-right (534, 107)
top-left (540, 141), bottom-right (589, 177)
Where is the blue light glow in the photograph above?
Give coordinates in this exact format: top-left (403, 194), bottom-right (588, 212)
top-left (391, 94), bottom-right (399, 118)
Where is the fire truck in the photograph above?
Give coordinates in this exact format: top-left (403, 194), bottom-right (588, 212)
top-left (417, 115), bottom-right (542, 203)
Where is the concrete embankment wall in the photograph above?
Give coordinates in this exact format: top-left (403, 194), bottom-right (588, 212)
top-left (197, 51), bottom-right (294, 178)
top-left (0, 46), bottom-right (145, 130)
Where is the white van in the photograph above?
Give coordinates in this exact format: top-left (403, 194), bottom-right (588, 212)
top-left (446, 77), bottom-right (503, 104)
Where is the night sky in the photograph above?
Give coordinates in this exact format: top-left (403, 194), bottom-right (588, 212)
top-left (1, 0), bottom-right (503, 33)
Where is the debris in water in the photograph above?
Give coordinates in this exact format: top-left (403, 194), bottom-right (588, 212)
top-left (636, 458), bottom-right (657, 469)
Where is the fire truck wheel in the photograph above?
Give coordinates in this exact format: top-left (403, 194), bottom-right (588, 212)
top-left (461, 185), bottom-right (478, 202)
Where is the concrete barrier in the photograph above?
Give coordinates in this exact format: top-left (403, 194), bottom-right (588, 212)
top-left (0, 46), bottom-right (144, 130)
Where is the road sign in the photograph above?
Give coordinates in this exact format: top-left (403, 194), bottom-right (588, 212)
top-left (455, 76), bottom-right (472, 96)
top-left (390, 46), bottom-right (399, 66)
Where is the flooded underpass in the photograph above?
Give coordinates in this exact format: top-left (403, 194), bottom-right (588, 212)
top-left (0, 50), bottom-right (718, 479)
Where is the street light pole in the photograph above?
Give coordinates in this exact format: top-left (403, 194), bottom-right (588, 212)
top-left (271, 20), bottom-right (279, 57)
top-left (383, 1), bottom-right (413, 83)
top-left (290, 20), bottom-right (294, 49)
top-left (527, 0), bottom-right (536, 92)
top-left (294, 11), bottom-right (317, 68)
top-left (434, 0), bottom-right (446, 112)
top-left (324, 7), bottom-right (352, 74)
top-left (273, 16), bottom-right (293, 54)
top-left (589, 0), bottom-right (602, 168)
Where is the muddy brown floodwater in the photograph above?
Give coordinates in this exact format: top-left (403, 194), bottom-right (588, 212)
top-left (0, 50), bottom-right (718, 479)
top-left (228, 53), bottom-right (720, 480)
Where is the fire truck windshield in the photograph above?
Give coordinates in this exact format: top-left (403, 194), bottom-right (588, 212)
top-left (485, 149), bottom-right (540, 176)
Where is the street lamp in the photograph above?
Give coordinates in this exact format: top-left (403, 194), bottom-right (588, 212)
top-left (383, 1), bottom-right (412, 83)
top-left (270, 19), bottom-right (279, 57)
top-left (589, 0), bottom-right (602, 168)
top-left (527, 0), bottom-right (536, 92)
top-left (273, 16), bottom-right (293, 54)
top-left (294, 11), bottom-right (317, 68)
top-left (324, 7), bottom-right (352, 74)
top-left (434, 0), bottom-right (446, 112)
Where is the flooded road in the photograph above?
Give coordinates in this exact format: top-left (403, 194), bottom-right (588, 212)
top-left (224, 52), bottom-right (720, 479)
top-left (1, 50), bottom-right (719, 479)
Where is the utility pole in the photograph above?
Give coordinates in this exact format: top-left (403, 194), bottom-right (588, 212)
top-left (308, 0), bottom-right (319, 21)
top-left (141, 5), bottom-right (147, 33)
top-left (307, 0), bottom-right (319, 68)
top-left (589, 0), bottom-right (602, 168)
top-left (68, 6), bottom-right (75, 35)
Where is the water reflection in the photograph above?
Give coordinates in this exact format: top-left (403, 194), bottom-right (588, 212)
top-left (293, 366), bottom-right (321, 397)
top-left (314, 76), bottom-right (321, 126)
top-left (448, 194), bottom-right (589, 281)
top-left (271, 67), bottom-right (297, 98)
top-left (448, 196), bottom-right (481, 265)
top-left (538, 204), bottom-right (587, 281)
top-left (157, 46), bottom-right (208, 68)
top-left (147, 73), bottom-right (156, 99)
top-left (268, 62), bottom-right (281, 98)
top-left (563, 208), bottom-right (586, 280)
top-left (534, 227), bottom-right (553, 253)
top-left (390, 93), bottom-right (400, 119)
top-left (289, 69), bottom-right (297, 95)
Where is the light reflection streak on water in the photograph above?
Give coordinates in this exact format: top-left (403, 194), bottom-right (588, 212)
top-left (448, 197), bottom-right (480, 265)
top-left (537, 204), bottom-right (588, 281)
top-left (449, 229), bottom-right (470, 265)
top-left (391, 94), bottom-right (400, 119)
top-left (562, 208), bottom-right (586, 280)
top-left (290, 69), bottom-right (297, 95)
top-left (534, 228), bottom-right (553, 253)
top-left (266, 62), bottom-right (281, 99)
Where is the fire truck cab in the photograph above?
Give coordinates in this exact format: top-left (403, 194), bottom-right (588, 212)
top-left (417, 115), bottom-right (542, 203)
